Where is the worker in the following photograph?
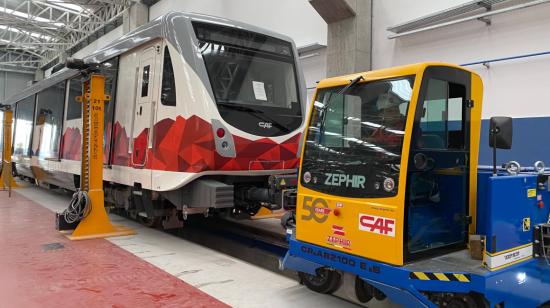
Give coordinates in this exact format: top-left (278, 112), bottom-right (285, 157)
top-left (364, 92), bottom-right (407, 146)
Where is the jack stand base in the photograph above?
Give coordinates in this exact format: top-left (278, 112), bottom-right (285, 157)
top-left (0, 167), bottom-right (19, 189)
top-left (61, 190), bottom-right (136, 240)
top-left (251, 207), bottom-right (286, 220)
top-left (65, 224), bottom-right (136, 241)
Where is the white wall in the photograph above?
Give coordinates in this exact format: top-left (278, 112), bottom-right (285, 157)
top-left (150, 0), bottom-right (327, 47)
top-left (300, 47), bottom-right (327, 102)
top-left (372, 0), bottom-right (550, 120)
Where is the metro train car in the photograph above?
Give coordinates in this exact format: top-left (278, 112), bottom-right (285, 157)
top-left (1, 12), bottom-right (306, 227)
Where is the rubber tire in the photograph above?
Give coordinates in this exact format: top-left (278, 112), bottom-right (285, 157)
top-left (298, 268), bottom-right (341, 294)
top-left (447, 294), bottom-right (485, 308)
top-left (355, 276), bottom-right (373, 303)
top-left (447, 298), bottom-right (470, 308)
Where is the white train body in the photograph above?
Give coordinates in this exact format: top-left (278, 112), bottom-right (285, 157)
top-left (2, 12), bottom-right (306, 218)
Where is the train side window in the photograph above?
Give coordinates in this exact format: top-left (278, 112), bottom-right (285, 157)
top-left (100, 57), bottom-right (119, 165)
top-left (66, 78), bottom-right (82, 120)
top-left (161, 46), bottom-right (176, 106)
top-left (35, 81), bottom-right (66, 158)
top-left (141, 65), bottom-right (150, 97)
top-left (13, 95), bottom-right (36, 156)
top-left (417, 79), bottom-right (465, 150)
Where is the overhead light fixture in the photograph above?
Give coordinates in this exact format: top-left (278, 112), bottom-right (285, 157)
top-left (46, 0), bottom-right (84, 13)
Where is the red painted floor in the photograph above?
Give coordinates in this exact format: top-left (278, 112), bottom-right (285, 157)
top-left (0, 191), bottom-right (229, 308)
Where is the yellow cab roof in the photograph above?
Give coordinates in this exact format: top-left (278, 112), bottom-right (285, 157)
top-left (316, 61), bottom-right (480, 89)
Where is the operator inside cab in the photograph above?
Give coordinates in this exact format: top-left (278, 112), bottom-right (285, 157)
top-left (365, 92), bottom-right (407, 146)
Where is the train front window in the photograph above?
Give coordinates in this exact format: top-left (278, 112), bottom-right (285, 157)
top-left (301, 77), bottom-right (415, 198)
top-left (194, 22), bottom-right (301, 137)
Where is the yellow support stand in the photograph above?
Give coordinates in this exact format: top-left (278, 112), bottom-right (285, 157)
top-left (250, 207), bottom-right (286, 220)
top-left (66, 73), bottom-right (135, 240)
top-left (0, 109), bottom-right (19, 193)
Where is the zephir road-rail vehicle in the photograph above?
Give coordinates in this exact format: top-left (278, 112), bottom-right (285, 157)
top-left (1, 12), bottom-right (306, 227)
top-left (282, 62), bottom-right (550, 307)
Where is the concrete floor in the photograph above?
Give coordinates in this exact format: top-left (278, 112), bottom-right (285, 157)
top-left (0, 190), bottom-right (227, 307)
top-left (15, 183), bottom-right (400, 307)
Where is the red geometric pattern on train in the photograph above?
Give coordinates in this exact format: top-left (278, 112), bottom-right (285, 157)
top-left (60, 127), bottom-right (82, 160)
top-left (60, 123), bottom-right (114, 162)
top-left (133, 128), bottom-right (149, 166)
top-left (111, 121), bottom-right (130, 166)
top-left (77, 115), bottom-right (302, 172)
top-left (146, 115), bottom-right (301, 172)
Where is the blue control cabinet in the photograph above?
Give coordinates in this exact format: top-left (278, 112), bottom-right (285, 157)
top-left (477, 172), bottom-right (550, 253)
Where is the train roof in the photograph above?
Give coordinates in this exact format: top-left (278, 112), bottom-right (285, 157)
top-left (0, 11), bottom-right (298, 107)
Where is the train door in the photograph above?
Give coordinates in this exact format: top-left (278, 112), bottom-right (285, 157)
top-left (132, 45), bottom-right (159, 167)
top-left (405, 66), bottom-right (472, 260)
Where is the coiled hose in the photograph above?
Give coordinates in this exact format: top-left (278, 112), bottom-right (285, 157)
top-left (64, 190), bottom-right (91, 224)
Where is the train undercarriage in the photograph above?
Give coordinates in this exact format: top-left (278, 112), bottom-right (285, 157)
top-left (100, 174), bottom-right (298, 229)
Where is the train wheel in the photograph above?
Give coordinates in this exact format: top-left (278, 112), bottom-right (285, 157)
top-left (138, 215), bottom-right (160, 228)
top-left (298, 268), bottom-right (341, 294)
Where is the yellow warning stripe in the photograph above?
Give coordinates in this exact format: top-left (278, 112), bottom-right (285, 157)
top-left (410, 271), bottom-right (471, 283)
top-left (433, 273), bottom-right (450, 281)
top-left (454, 274), bottom-right (470, 282)
top-left (413, 272), bottom-right (430, 280)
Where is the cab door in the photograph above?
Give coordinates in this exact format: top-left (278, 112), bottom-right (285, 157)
top-left (405, 66), bottom-right (472, 260)
top-left (132, 45), bottom-right (158, 167)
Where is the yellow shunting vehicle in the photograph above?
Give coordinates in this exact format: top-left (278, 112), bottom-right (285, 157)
top-left (282, 62), bottom-right (550, 307)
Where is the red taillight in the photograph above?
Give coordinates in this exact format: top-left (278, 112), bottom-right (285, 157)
top-left (216, 128), bottom-right (225, 138)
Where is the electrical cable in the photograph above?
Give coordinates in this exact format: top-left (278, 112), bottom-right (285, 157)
top-left (63, 189), bottom-right (91, 224)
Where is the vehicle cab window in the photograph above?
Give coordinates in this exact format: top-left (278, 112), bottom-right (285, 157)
top-left (406, 71), bottom-right (470, 260)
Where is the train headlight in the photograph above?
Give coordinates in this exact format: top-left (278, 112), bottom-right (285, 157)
top-left (505, 161), bottom-right (521, 175)
top-left (534, 161), bottom-right (545, 174)
top-left (303, 171), bottom-right (311, 183)
top-left (383, 178), bottom-right (395, 192)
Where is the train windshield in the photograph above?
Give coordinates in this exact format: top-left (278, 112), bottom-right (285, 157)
top-left (301, 77), bottom-right (415, 198)
top-left (194, 22), bottom-right (302, 137)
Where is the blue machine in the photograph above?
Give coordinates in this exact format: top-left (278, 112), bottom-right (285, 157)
top-left (283, 170), bottom-right (550, 307)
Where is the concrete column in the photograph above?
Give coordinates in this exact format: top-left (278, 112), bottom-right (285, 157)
top-left (310, 0), bottom-right (372, 77)
top-left (123, 1), bottom-right (149, 34)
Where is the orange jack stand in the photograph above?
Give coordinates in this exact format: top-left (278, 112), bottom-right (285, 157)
top-left (250, 207), bottom-right (286, 220)
top-left (65, 73), bottom-right (135, 240)
top-left (0, 109), bottom-right (19, 194)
